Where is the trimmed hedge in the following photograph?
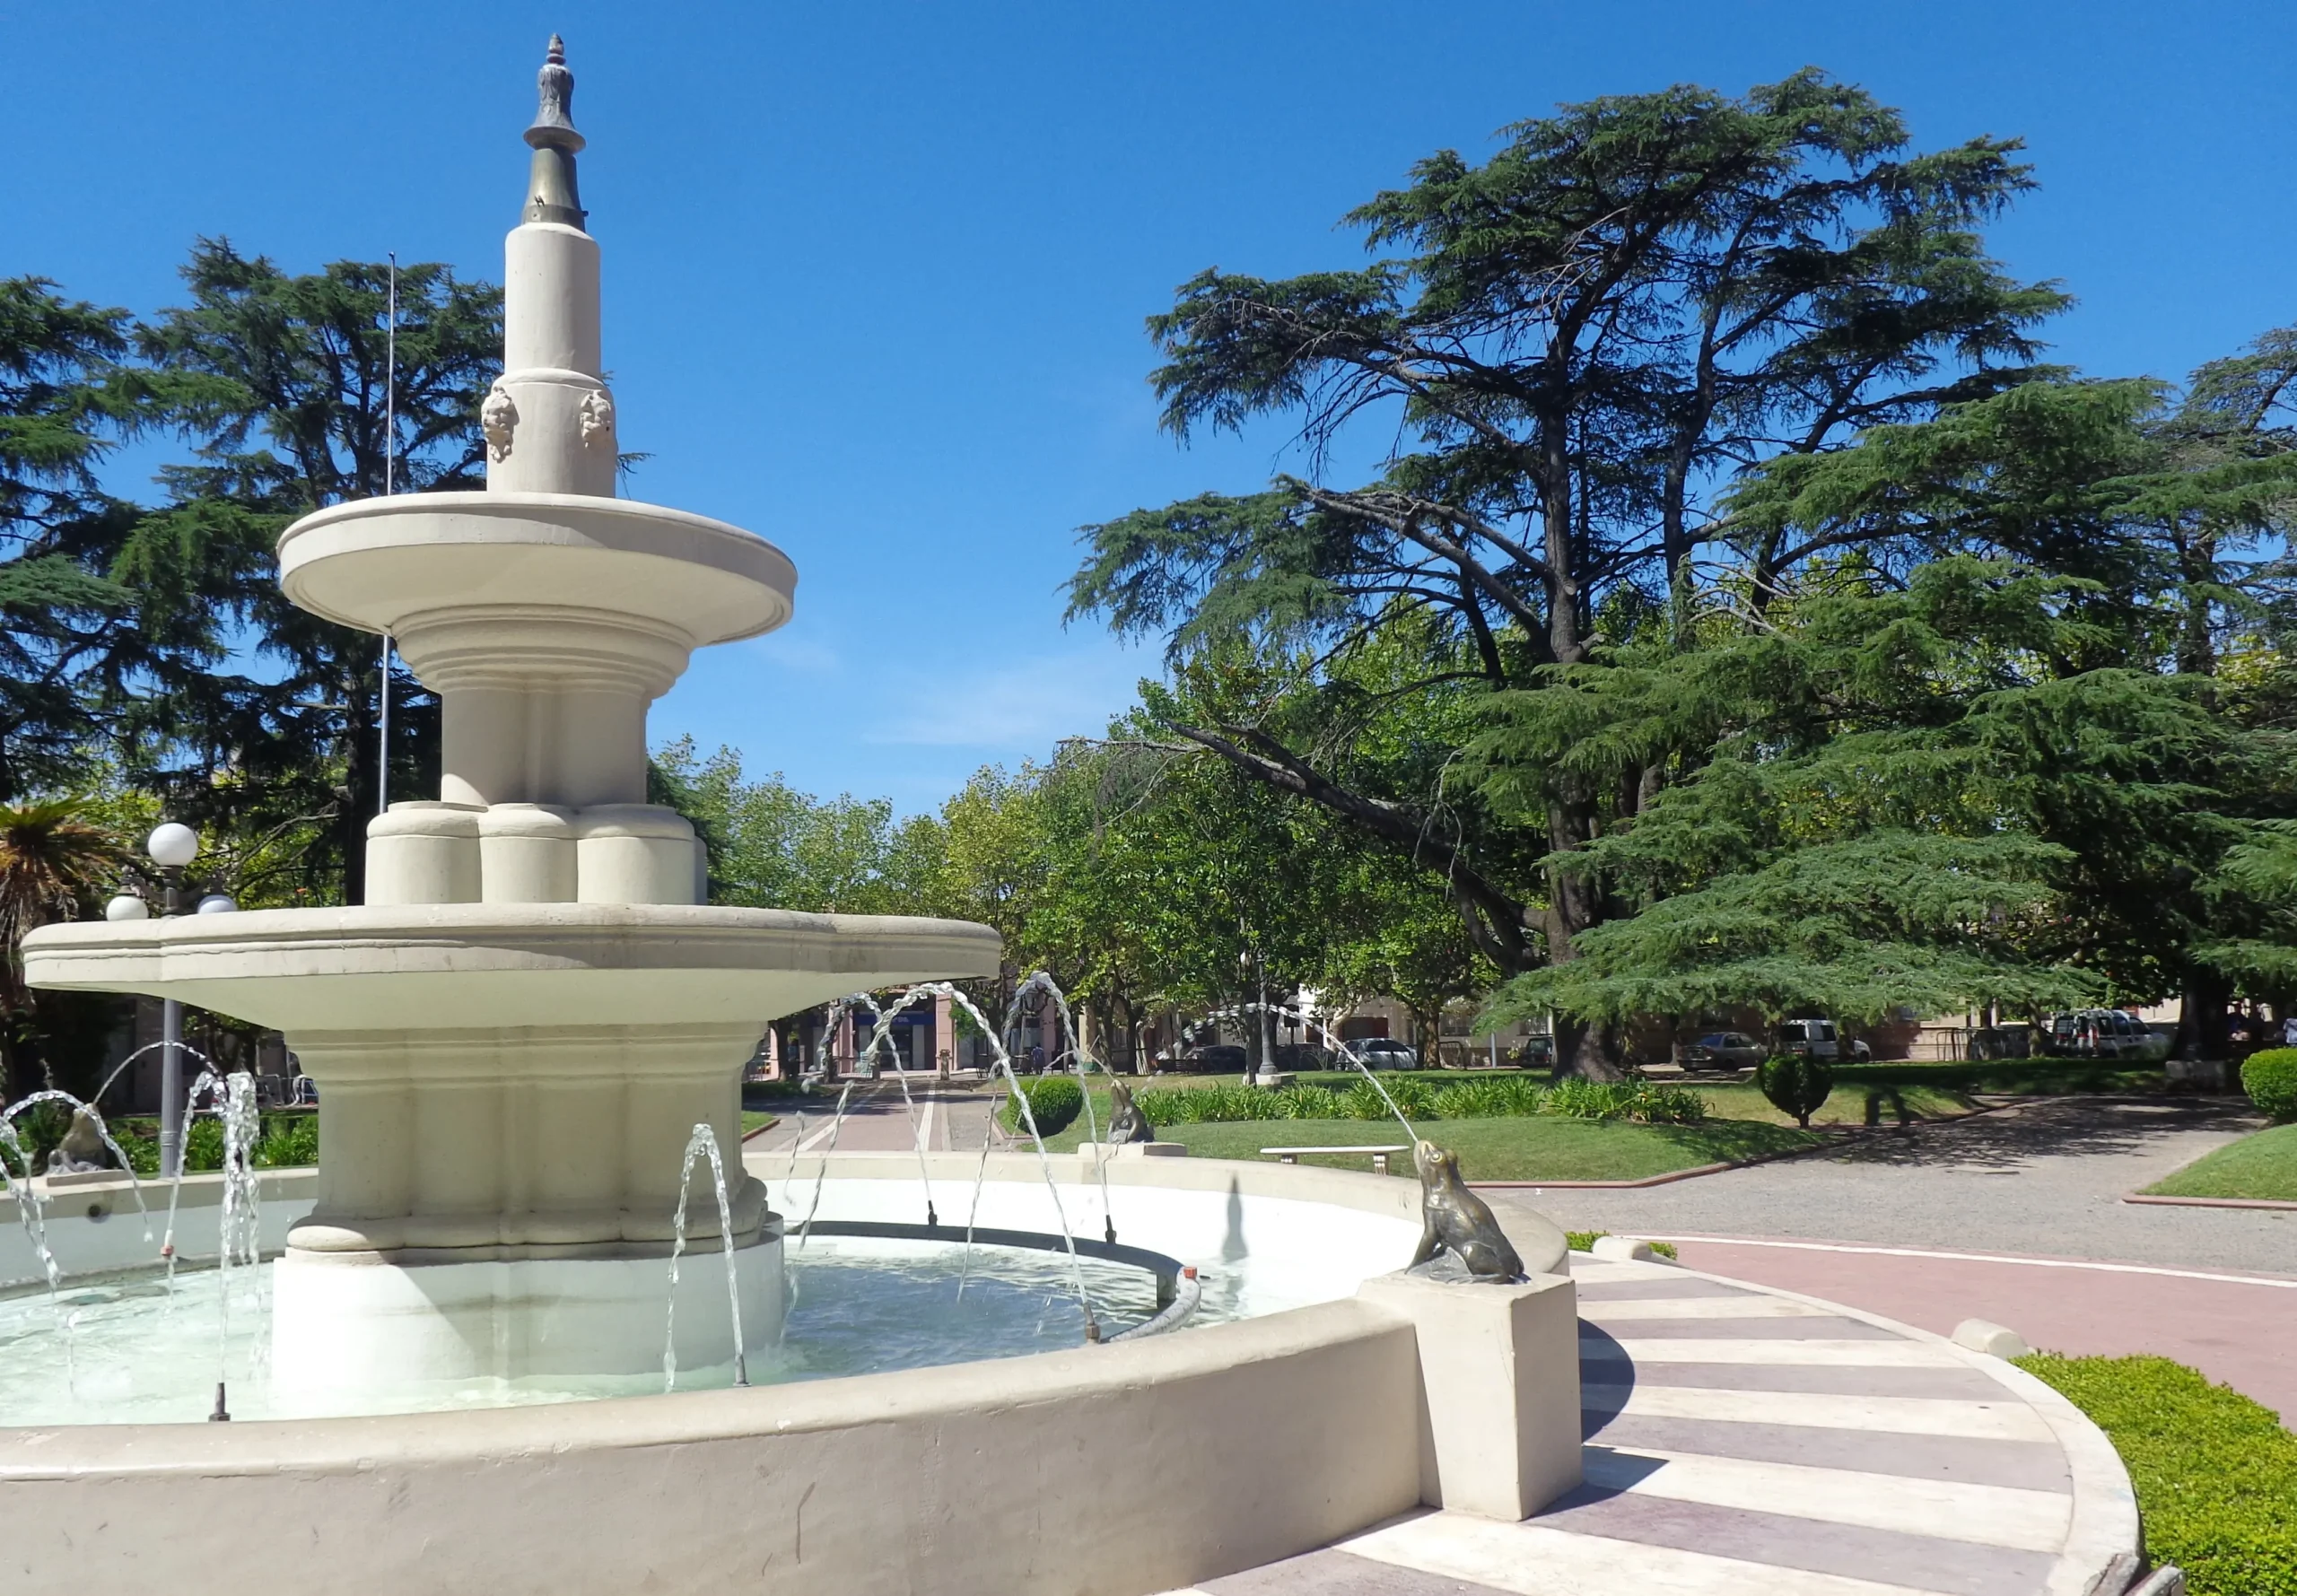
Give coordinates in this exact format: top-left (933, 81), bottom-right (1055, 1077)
top-left (1757, 1054), bottom-right (1834, 1128)
top-left (2241, 1048), bottom-right (2297, 1122)
top-left (1131, 1075), bottom-right (1704, 1128)
top-left (1564, 1230), bottom-right (1679, 1260)
top-left (1000, 1077), bottom-right (1084, 1138)
top-left (2017, 1353), bottom-right (2297, 1596)
top-left (1545, 1078), bottom-right (1707, 1126)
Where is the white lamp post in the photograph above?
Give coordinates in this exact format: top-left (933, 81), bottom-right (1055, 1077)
top-left (144, 822), bottom-right (203, 1179)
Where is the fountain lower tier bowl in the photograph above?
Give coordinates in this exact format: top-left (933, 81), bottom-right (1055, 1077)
top-left (22, 903), bottom-right (1000, 1265)
top-left (21, 901), bottom-right (1000, 1032)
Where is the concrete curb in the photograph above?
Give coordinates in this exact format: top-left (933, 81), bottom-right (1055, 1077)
top-left (738, 1115), bottom-right (781, 1143)
top-left (2121, 1191), bottom-right (2297, 1211)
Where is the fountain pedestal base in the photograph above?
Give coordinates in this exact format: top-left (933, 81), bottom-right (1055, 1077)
top-left (266, 1225), bottom-right (784, 1415)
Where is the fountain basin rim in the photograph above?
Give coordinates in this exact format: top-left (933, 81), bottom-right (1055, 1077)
top-left (22, 903), bottom-right (1000, 1030)
top-left (24, 900), bottom-right (1002, 956)
top-left (0, 1291), bottom-right (1407, 1476)
top-left (275, 490), bottom-right (797, 647)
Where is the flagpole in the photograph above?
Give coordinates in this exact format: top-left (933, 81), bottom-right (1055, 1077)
top-left (379, 253), bottom-right (397, 816)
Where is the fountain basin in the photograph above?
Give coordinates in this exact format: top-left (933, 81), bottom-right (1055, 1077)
top-left (20, 905), bottom-right (998, 1394)
top-left (0, 1153), bottom-right (1580, 1595)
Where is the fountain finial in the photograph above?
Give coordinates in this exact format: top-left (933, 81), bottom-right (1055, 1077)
top-left (522, 34), bottom-right (587, 228)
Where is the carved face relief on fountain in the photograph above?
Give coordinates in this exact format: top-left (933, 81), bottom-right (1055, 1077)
top-left (580, 387), bottom-right (616, 449)
top-left (481, 382), bottom-right (520, 462)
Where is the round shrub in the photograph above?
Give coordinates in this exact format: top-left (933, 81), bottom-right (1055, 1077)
top-left (1000, 1077), bottom-right (1084, 1138)
top-left (2241, 1048), bottom-right (2297, 1123)
top-left (1757, 1054), bottom-right (1834, 1128)
top-left (1627, 1084), bottom-right (1707, 1126)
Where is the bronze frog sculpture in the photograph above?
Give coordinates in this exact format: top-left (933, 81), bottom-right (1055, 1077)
top-left (1408, 1139), bottom-right (1524, 1282)
top-left (1105, 1079), bottom-right (1155, 1144)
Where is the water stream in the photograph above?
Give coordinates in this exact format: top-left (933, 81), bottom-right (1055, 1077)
top-left (661, 1122), bottom-right (748, 1393)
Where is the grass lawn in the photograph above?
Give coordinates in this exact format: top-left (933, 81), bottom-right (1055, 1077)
top-left (2142, 1122), bottom-right (2297, 1201)
top-left (1033, 1110), bottom-right (1817, 1182)
top-left (1693, 1081), bottom-right (1973, 1128)
top-left (740, 1111), bottom-right (779, 1136)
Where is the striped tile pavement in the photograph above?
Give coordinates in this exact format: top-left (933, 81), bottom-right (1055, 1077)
top-left (1162, 1254), bottom-right (2139, 1596)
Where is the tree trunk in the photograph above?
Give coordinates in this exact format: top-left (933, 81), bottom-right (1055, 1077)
top-left (2175, 968), bottom-right (2233, 1061)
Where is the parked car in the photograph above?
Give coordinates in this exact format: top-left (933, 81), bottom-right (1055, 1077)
top-left (2044, 1008), bottom-right (2170, 1062)
top-left (1351, 1038), bottom-right (1419, 1069)
top-left (1777, 1019), bottom-right (1870, 1061)
top-left (1682, 1032), bottom-right (1765, 1072)
top-left (1274, 1042), bottom-right (1332, 1070)
top-left (1157, 1042), bottom-right (1248, 1075)
top-left (1511, 1034), bottom-right (1556, 1068)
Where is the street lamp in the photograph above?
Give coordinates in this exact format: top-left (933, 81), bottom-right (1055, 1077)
top-left (139, 822), bottom-right (227, 1179)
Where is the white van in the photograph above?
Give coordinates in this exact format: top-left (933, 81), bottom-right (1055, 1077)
top-left (1777, 1019), bottom-right (1870, 1061)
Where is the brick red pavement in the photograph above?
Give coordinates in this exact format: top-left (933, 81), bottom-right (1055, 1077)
top-left (1664, 1234), bottom-right (2297, 1426)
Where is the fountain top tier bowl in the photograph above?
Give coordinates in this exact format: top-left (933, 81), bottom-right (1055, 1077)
top-left (276, 490), bottom-right (798, 654)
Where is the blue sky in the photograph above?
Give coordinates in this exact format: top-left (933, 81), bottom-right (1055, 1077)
top-left (5, 2), bottom-right (2292, 812)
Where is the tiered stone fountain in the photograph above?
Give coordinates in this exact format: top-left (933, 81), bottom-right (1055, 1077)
top-left (22, 38), bottom-right (998, 1409)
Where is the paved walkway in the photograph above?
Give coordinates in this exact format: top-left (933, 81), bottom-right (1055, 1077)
top-left (1492, 1097), bottom-right (2286, 1272)
top-left (1658, 1237), bottom-right (2297, 1426)
top-left (1483, 1095), bottom-right (2297, 1419)
top-left (1170, 1253), bottom-right (2133, 1596)
top-left (746, 1077), bottom-right (1000, 1157)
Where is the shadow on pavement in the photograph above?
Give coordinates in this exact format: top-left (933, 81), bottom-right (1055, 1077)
top-left (1812, 1095), bottom-right (2261, 1172)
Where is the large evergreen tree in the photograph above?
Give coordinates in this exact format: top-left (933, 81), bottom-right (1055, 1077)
top-left (1071, 72), bottom-right (2063, 1073)
top-left (0, 278), bottom-right (149, 801)
top-left (117, 240), bottom-right (500, 904)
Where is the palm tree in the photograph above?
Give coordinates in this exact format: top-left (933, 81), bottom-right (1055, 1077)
top-left (0, 799), bottom-right (121, 1095)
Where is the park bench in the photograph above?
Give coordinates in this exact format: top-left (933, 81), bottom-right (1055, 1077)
top-left (1260, 1143), bottom-right (1411, 1175)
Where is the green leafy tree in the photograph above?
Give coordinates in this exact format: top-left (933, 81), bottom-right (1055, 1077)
top-left (1070, 72), bottom-right (2062, 1074)
top-left (652, 737), bottom-right (948, 915)
top-left (0, 799), bottom-right (122, 1096)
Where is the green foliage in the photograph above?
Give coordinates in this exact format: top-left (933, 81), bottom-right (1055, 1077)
top-left (1757, 1055), bottom-right (1835, 1128)
top-left (1544, 1079), bottom-right (1707, 1126)
top-left (653, 737), bottom-right (948, 915)
top-left (1342, 1075), bottom-right (1435, 1121)
top-left (2017, 1354), bottom-right (2297, 1596)
top-left (118, 240), bottom-right (502, 907)
top-left (100, 1110), bottom-right (318, 1174)
top-left (1431, 1077), bottom-right (1547, 1119)
top-left (0, 277), bottom-right (146, 803)
top-left (1140, 1084), bottom-right (1344, 1124)
top-left (252, 1112), bottom-right (319, 1167)
top-left (1564, 1232), bottom-right (1680, 1260)
top-left (2239, 1048), bottom-right (2297, 1122)
top-left (1000, 1077), bottom-right (1084, 1138)
top-left (1070, 70), bottom-right (2066, 1067)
